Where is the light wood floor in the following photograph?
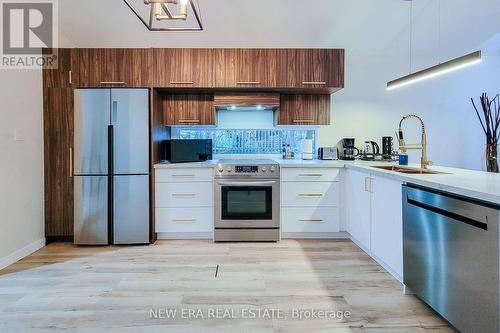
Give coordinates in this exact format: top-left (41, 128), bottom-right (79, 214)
top-left (0, 240), bottom-right (454, 333)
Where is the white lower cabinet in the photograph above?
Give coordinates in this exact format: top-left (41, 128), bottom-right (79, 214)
top-left (281, 167), bottom-right (342, 236)
top-left (155, 167), bottom-right (214, 239)
top-left (346, 168), bottom-right (403, 280)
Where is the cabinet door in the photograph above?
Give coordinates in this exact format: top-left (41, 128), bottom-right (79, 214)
top-left (215, 49), bottom-right (277, 87)
top-left (43, 48), bottom-right (79, 88)
top-left (164, 94), bottom-right (214, 125)
top-left (370, 175), bottom-right (403, 277)
top-left (154, 49), bottom-right (213, 87)
top-left (277, 94), bottom-right (330, 125)
top-left (44, 88), bottom-right (74, 237)
top-left (80, 48), bottom-right (152, 87)
top-left (277, 49), bottom-right (344, 89)
top-left (345, 169), bottom-right (371, 250)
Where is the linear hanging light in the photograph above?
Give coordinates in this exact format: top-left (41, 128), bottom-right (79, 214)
top-left (387, 51), bottom-right (482, 90)
top-left (387, 0), bottom-right (481, 90)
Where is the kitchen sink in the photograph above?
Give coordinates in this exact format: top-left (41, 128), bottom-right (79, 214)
top-left (371, 165), bottom-right (446, 174)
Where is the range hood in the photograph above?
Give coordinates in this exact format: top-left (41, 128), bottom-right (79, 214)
top-left (213, 93), bottom-right (280, 111)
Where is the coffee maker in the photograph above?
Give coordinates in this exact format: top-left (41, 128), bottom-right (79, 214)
top-left (339, 138), bottom-right (359, 161)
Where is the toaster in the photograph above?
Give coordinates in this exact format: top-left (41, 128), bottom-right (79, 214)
top-left (318, 147), bottom-right (338, 160)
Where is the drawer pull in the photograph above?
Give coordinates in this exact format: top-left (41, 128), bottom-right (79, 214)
top-left (237, 81), bottom-right (261, 85)
top-left (69, 71), bottom-right (73, 85)
top-left (172, 174), bottom-right (197, 177)
top-left (170, 81), bottom-right (194, 85)
top-left (298, 174), bottom-right (323, 177)
top-left (292, 119), bottom-right (314, 123)
top-left (172, 193), bottom-right (197, 197)
top-left (298, 219), bottom-right (324, 223)
top-left (178, 120), bottom-right (200, 124)
top-left (100, 81), bottom-right (126, 85)
top-left (172, 219), bottom-right (197, 224)
top-left (298, 193), bottom-right (324, 197)
top-left (302, 81), bottom-right (326, 85)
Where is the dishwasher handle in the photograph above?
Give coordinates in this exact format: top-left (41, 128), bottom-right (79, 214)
top-left (405, 185), bottom-right (498, 231)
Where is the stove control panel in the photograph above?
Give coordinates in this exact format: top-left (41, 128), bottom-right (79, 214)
top-left (215, 162), bottom-right (280, 178)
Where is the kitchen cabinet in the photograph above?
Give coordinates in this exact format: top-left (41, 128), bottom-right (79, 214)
top-left (277, 49), bottom-right (344, 89)
top-left (346, 169), bottom-right (403, 279)
top-left (163, 93), bottom-right (215, 125)
top-left (277, 94), bottom-right (331, 125)
top-left (79, 48), bottom-right (151, 87)
top-left (43, 48), bottom-right (79, 88)
top-left (153, 48), bottom-right (214, 87)
top-left (346, 169), bottom-right (371, 250)
top-left (214, 49), bottom-right (277, 87)
top-left (43, 88), bottom-right (74, 238)
top-left (281, 168), bottom-right (341, 235)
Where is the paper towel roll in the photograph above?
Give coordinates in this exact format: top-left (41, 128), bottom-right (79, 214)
top-left (301, 139), bottom-right (313, 160)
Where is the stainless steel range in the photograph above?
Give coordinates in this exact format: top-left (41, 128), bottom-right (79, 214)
top-left (214, 160), bottom-right (280, 242)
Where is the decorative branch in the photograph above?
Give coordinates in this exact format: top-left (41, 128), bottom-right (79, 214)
top-left (471, 93), bottom-right (500, 145)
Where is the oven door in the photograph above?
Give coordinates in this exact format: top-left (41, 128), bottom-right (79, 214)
top-left (215, 179), bottom-right (279, 229)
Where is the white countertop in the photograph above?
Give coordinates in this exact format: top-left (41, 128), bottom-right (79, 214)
top-left (154, 159), bottom-right (500, 205)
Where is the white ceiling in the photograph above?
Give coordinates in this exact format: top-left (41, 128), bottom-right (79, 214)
top-left (58, 0), bottom-right (500, 57)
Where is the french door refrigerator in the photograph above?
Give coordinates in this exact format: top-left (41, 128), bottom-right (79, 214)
top-left (73, 89), bottom-right (150, 245)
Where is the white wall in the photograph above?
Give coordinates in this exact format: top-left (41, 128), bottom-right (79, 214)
top-left (319, 33), bottom-right (500, 171)
top-left (0, 69), bottom-right (45, 268)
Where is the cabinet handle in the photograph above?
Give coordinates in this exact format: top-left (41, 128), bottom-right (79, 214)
top-left (293, 119), bottom-right (314, 123)
top-left (298, 174), bottom-right (323, 177)
top-left (69, 147), bottom-right (73, 177)
top-left (100, 81), bottom-right (126, 85)
top-left (172, 193), bottom-right (197, 197)
top-left (68, 71), bottom-right (73, 85)
top-left (364, 177), bottom-right (373, 193)
top-left (172, 219), bottom-right (197, 224)
top-left (298, 219), bottom-right (324, 223)
top-left (302, 81), bottom-right (326, 85)
top-left (170, 81), bottom-right (194, 85)
top-left (172, 174), bottom-right (197, 178)
top-left (298, 193), bottom-right (324, 197)
top-left (178, 120), bottom-right (200, 124)
top-left (236, 81), bottom-right (260, 85)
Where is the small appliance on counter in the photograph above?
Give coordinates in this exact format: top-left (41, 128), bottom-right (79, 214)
top-left (301, 139), bottom-right (314, 160)
top-left (318, 147), bottom-right (338, 160)
top-left (382, 136), bottom-right (394, 159)
top-left (339, 138), bottom-right (359, 161)
top-left (364, 141), bottom-right (380, 156)
top-left (163, 139), bottom-right (212, 163)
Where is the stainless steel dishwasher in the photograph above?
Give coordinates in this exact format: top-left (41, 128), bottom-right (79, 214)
top-left (403, 184), bottom-right (499, 333)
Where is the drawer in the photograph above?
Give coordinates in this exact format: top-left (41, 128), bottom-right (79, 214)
top-left (281, 168), bottom-right (340, 182)
top-left (282, 181), bottom-right (340, 207)
top-left (155, 207), bottom-right (213, 233)
top-left (155, 168), bottom-right (213, 182)
top-left (155, 182), bottom-right (213, 207)
top-left (282, 207), bottom-right (340, 232)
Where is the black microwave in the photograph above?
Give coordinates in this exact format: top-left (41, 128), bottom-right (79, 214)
top-left (163, 139), bottom-right (213, 163)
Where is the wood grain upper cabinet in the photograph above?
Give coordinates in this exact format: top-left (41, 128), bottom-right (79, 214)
top-left (79, 48), bottom-right (151, 87)
top-left (277, 94), bottom-right (331, 125)
top-left (164, 94), bottom-right (215, 125)
top-left (215, 49), bottom-right (277, 87)
top-left (153, 49), bottom-right (213, 87)
top-left (44, 88), bottom-right (74, 237)
top-left (43, 48), bottom-right (79, 88)
top-left (277, 49), bottom-right (344, 89)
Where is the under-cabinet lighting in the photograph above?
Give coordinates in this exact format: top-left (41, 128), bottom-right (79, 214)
top-left (387, 51), bottom-right (482, 91)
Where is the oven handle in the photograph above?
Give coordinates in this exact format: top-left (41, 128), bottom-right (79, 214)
top-left (217, 181), bottom-right (277, 186)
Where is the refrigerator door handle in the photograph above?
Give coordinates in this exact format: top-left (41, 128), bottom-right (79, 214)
top-left (112, 101), bottom-right (118, 123)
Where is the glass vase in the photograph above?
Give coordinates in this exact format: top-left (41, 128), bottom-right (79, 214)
top-left (485, 143), bottom-right (499, 173)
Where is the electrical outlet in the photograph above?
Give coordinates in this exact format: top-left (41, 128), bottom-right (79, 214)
top-left (14, 128), bottom-right (25, 141)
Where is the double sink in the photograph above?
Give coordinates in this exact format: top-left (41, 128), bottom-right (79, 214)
top-left (371, 165), bottom-right (446, 175)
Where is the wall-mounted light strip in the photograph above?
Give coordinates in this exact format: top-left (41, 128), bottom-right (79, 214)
top-left (387, 51), bottom-right (482, 91)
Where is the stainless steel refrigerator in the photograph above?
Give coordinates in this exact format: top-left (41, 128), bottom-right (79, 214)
top-left (73, 89), bottom-right (150, 245)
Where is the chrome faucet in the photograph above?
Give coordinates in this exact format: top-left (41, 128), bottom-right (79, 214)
top-left (397, 114), bottom-right (433, 169)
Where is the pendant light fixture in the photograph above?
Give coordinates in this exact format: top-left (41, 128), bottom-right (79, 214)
top-left (387, 0), bottom-right (481, 90)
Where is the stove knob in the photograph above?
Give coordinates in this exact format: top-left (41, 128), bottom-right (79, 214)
top-left (270, 166), bottom-right (276, 172)
top-left (218, 168), bottom-right (224, 173)
top-left (262, 166), bottom-right (267, 172)
top-left (226, 166), bottom-right (232, 172)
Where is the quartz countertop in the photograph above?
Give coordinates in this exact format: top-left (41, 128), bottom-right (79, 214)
top-left (154, 159), bottom-right (500, 205)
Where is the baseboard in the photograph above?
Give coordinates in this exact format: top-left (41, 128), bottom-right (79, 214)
top-left (156, 232), bottom-right (213, 240)
top-left (46, 236), bottom-right (73, 244)
top-left (0, 238), bottom-right (45, 270)
top-left (281, 231), bottom-right (350, 239)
